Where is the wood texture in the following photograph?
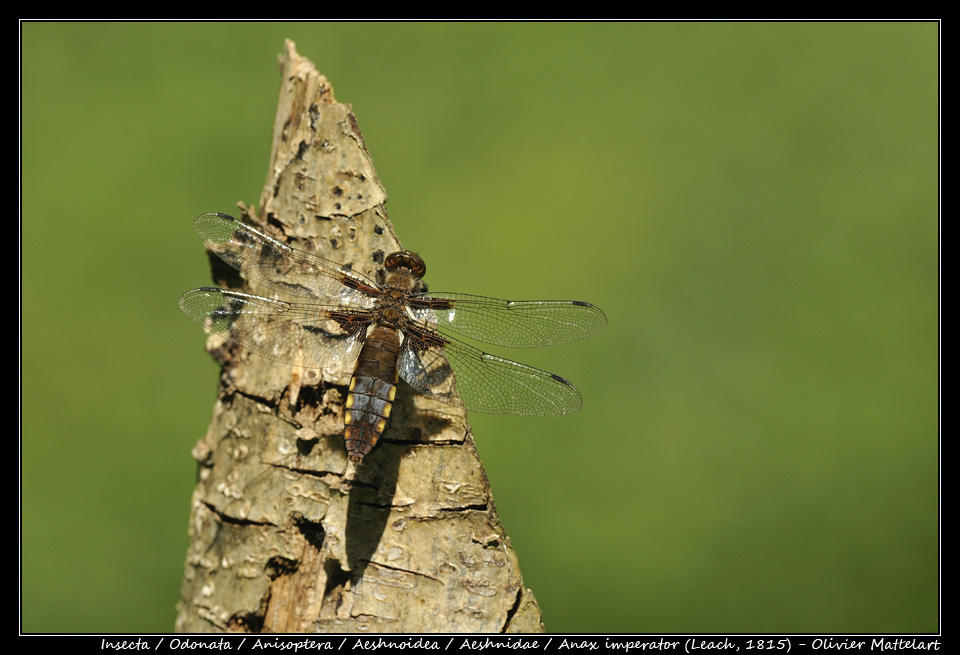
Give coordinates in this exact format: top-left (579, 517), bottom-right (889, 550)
top-left (175, 39), bottom-right (544, 634)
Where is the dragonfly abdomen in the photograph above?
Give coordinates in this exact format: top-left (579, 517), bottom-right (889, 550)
top-left (343, 326), bottom-right (401, 462)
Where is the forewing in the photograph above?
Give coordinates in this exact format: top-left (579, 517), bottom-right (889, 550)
top-left (410, 292), bottom-right (607, 348)
top-left (194, 212), bottom-right (379, 306)
top-left (178, 287), bottom-right (365, 370)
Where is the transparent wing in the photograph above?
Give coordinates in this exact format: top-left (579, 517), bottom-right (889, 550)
top-left (194, 212), bottom-right (380, 306)
top-left (178, 287), bottom-right (365, 370)
top-left (409, 292), bottom-right (606, 348)
top-left (398, 332), bottom-right (583, 416)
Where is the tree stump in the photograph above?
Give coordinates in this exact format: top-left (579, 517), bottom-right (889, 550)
top-left (174, 39), bottom-right (544, 634)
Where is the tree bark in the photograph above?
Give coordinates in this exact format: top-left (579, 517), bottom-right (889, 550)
top-left (175, 39), bottom-right (545, 634)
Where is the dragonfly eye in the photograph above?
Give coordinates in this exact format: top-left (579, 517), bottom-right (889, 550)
top-left (385, 251), bottom-right (426, 278)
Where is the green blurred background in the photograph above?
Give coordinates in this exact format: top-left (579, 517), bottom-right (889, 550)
top-left (21, 22), bottom-right (938, 634)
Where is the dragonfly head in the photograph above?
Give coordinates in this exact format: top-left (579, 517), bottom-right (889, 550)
top-left (385, 251), bottom-right (426, 279)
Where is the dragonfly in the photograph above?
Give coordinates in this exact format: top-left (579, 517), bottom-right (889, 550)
top-left (179, 213), bottom-right (606, 463)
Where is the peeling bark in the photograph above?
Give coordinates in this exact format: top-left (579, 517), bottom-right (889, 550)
top-left (175, 39), bottom-right (544, 634)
